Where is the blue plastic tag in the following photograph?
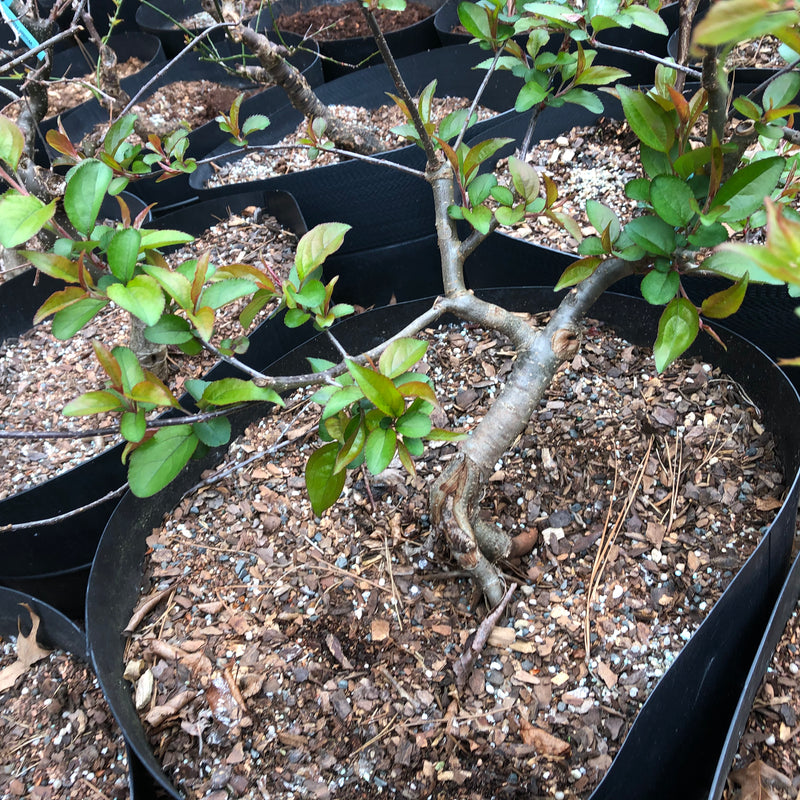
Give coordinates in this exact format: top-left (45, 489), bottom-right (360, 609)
top-left (0, 0), bottom-right (47, 61)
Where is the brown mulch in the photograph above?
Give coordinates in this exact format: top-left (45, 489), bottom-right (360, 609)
top-left (0, 611), bottom-right (128, 799)
top-left (120, 311), bottom-right (787, 799)
top-left (276, 1), bottom-right (435, 40)
top-left (0, 207), bottom-right (299, 498)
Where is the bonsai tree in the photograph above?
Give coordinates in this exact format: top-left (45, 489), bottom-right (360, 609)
top-left (0, 0), bottom-right (798, 612)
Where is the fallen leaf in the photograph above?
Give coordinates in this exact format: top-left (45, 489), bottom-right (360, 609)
top-left (518, 719), bottom-right (570, 756)
top-left (16, 605), bottom-right (50, 667)
top-left (371, 619), bottom-right (390, 641)
top-left (595, 660), bottom-right (618, 689)
top-left (325, 633), bottom-right (353, 670)
top-left (729, 758), bottom-right (790, 800)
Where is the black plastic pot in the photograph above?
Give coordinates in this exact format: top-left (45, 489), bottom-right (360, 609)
top-left (85, 286), bottom-right (800, 799)
top-left (434, 0), bottom-right (671, 85)
top-left (189, 44), bottom-right (521, 252)
top-left (43, 32), bottom-right (322, 212)
top-left (0, 189), bottom-right (306, 619)
top-left (135, 0), bottom-right (248, 58)
top-left (258, 0), bottom-right (444, 80)
top-left (0, 586), bottom-right (140, 795)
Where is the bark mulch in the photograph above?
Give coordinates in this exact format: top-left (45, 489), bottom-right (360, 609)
top-left (119, 311), bottom-right (786, 799)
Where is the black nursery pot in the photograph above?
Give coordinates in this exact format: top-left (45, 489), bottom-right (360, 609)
top-left (259, 0), bottom-right (444, 80)
top-left (0, 586), bottom-right (140, 796)
top-left (189, 44), bottom-right (521, 252)
top-left (85, 287), bottom-right (800, 799)
top-left (135, 0), bottom-right (244, 58)
top-left (0, 190), bottom-right (306, 619)
top-left (45, 32), bottom-right (321, 213)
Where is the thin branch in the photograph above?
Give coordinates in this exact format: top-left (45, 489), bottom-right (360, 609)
top-left (119, 22), bottom-right (235, 116)
top-left (453, 47), bottom-right (504, 152)
top-left (196, 141), bottom-right (427, 180)
top-left (360, 5), bottom-right (440, 167)
top-left (747, 56), bottom-right (800, 102)
top-left (0, 484), bottom-right (127, 532)
top-left (591, 38), bottom-right (703, 79)
top-left (326, 329), bottom-right (350, 360)
top-left (201, 339), bottom-right (272, 381)
top-left (0, 25), bottom-right (81, 75)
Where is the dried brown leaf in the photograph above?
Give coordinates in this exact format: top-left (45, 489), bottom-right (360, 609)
top-left (518, 719), bottom-right (570, 756)
top-left (16, 605), bottom-right (50, 668)
top-left (729, 758), bottom-right (789, 800)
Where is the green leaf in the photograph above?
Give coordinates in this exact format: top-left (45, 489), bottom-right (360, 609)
top-left (618, 85), bottom-right (674, 153)
top-left (107, 274), bottom-right (165, 327)
top-left (113, 346), bottom-right (145, 395)
top-left (346, 360), bottom-right (405, 417)
top-left (585, 200), bottom-right (620, 240)
top-left (121, 409), bottom-right (147, 443)
top-left (619, 4), bottom-right (668, 34)
top-left (688, 222), bottom-right (729, 248)
top-left (495, 205), bottom-right (526, 226)
top-left (379, 338), bottom-right (428, 378)
top-left (201, 278), bottom-right (258, 310)
top-left (184, 379), bottom-right (210, 402)
top-left (458, 1), bottom-right (492, 39)
top-left (732, 95), bottom-right (763, 121)
top-left (624, 215), bottom-right (677, 256)
top-left (295, 222), bottom-right (351, 281)
top-left (653, 297), bottom-right (699, 373)
top-left (128, 425), bottom-right (199, 497)
top-left (0, 116), bottom-right (24, 169)
top-left (192, 415), bottom-right (232, 447)
top-left (305, 442), bottom-right (347, 516)
top-left (701, 274), bottom-right (749, 319)
top-left (20, 250), bottom-right (79, 282)
top-left (0, 194), bottom-right (56, 247)
top-left (51, 298), bottom-right (108, 339)
top-left (144, 314), bottom-right (194, 344)
top-left (62, 390), bottom-right (123, 416)
top-left (64, 159), bottom-right (113, 235)
top-left (764, 72), bottom-right (800, 112)
top-left (560, 88), bottom-right (605, 114)
top-left (241, 114), bottom-right (270, 136)
top-left (640, 269), bottom-right (679, 305)
top-left (365, 427), bottom-right (397, 475)
top-left (142, 264), bottom-right (193, 310)
top-left (463, 138), bottom-right (513, 182)
top-left (139, 229), bottom-right (194, 250)
top-left (639, 144), bottom-right (673, 178)
top-left (293, 278), bottom-right (327, 308)
top-left (396, 410), bottom-right (433, 438)
top-left (107, 228), bottom-right (142, 283)
top-left (426, 428), bottom-right (468, 442)
top-left (508, 155), bottom-right (540, 202)
top-left (711, 156), bottom-right (784, 223)
top-left (515, 80), bottom-right (548, 112)
top-left (554, 256), bottom-right (602, 290)
top-left (574, 65), bottom-right (630, 87)
top-left (202, 378), bottom-right (283, 407)
top-left (322, 384), bottom-right (364, 420)
top-left (648, 175), bottom-right (697, 227)
top-left (333, 418), bottom-right (367, 473)
top-left (467, 172), bottom-right (498, 207)
top-left (284, 308), bottom-right (311, 328)
top-left (462, 204), bottom-right (494, 235)
top-left (129, 377), bottom-right (180, 408)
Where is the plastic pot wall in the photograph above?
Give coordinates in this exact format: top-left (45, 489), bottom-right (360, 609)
top-left (135, 0), bottom-right (250, 58)
top-left (190, 44), bottom-right (522, 252)
top-left (259, 0), bottom-right (443, 80)
top-left (0, 190), bottom-right (306, 619)
top-left (85, 287), bottom-right (800, 799)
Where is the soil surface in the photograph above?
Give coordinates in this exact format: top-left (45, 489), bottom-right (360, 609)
top-left (0, 609), bottom-right (128, 799)
top-left (120, 311), bottom-right (786, 799)
top-left (276, 1), bottom-right (435, 40)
